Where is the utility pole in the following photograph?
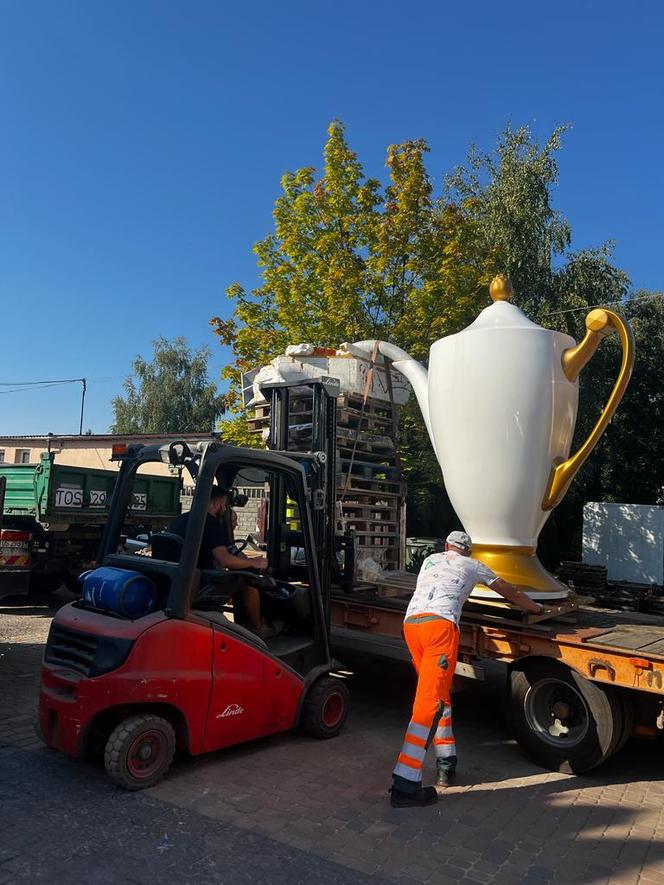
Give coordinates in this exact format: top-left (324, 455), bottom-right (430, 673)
top-left (79, 378), bottom-right (87, 435)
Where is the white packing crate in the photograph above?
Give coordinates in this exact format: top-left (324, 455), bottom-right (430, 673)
top-left (246, 346), bottom-right (410, 407)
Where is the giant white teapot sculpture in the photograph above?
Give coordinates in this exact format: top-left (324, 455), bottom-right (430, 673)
top-left (353, 275), bottom-right (635, 599)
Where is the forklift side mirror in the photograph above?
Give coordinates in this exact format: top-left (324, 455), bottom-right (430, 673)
top-left (163, 442), bottom-right (193, 466)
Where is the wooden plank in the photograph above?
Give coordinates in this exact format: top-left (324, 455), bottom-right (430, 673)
top-left (589, 627), bottom-right (664, 650)
top-left (340, 503), bottom-right (399, 512)
top-left (337, 476), bottom-right (405, 490)
top-left (337, 406), bottom-right (394, 428)
top-left (343, 517), bottom-right (399, 526)
top-left (353, 531), bottom-right (400, 539)
top-left (464, 596), bottom-right (579, 624)
top-left (339, 486), bottom-right (404, 500)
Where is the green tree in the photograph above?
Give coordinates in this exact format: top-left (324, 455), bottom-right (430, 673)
top-left (211, 120), bottom-right (494, 442)
top-left (112, 337), bottom-right (224, 434)
top-left (553, 291), bottom-right (664, 554)
top-left (212, 121), bottom-right (658, 545)
top-left (399, 126), bottom-right (634, 537)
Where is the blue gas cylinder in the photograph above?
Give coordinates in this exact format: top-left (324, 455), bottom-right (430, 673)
top-left (82, 567), bottom-right (157, 618)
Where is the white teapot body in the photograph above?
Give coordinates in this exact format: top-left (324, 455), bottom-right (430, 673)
top-left (428, 302), bottom-right (576, 548)
top-left (352, 276), bottom-right (634, 597)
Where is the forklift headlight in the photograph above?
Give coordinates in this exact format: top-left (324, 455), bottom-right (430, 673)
top-left (90, 637), bottom-right (134, 676)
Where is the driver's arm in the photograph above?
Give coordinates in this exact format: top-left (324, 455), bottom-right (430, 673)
top-left (212, 545), bottom-right (268, 571)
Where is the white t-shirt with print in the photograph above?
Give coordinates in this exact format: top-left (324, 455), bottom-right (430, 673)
top-left (405, 550), bottom-right (499, 626)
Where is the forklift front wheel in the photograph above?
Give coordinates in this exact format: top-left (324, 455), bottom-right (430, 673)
top-left (300, 677), bottom-right (350, 739)
top-left (104, 714), bottom-right (176, 790)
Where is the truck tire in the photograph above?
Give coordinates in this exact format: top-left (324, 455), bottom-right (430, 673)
top-left (104, 714), bottom-right (176, 790)
top-left (300, 677), bottom-right (350, 739)
top-left (612, 691), bottom-right (635, 755)
top-left (508, 659), bottom-right (623, 774)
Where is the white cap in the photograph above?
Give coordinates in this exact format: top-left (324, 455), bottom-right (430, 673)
top-left (446, 530), bottom-right (472, 551)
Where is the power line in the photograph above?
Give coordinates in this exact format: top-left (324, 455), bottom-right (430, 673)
top-left (0, 377), bottom-right (86, 386)
top-left (541, 291), bottom-right (661, 320)
top-left (0, 377), bottom-right (88, 434)
top-left (0, 382), bottom-right (81, 396)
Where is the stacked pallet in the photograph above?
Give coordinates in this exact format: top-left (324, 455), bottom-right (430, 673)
top-left (558, 561), bottom-right (608, 595)
top-left (247, 362), bottom-right (407, 572)
top-left (335, 391), bottom-right (406, 571)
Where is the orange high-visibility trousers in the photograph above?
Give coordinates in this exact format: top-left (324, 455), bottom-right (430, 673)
top-left (393, 614), bottom-right (459, 786)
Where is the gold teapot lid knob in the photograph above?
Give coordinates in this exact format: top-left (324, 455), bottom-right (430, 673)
top-left (490, 274), bottom-right (513, 302)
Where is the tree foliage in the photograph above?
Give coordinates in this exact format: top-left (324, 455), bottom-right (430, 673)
top-left (211, 121), bottom-right (662, 545)
top-left (111, 337), bottom-right (224, 434)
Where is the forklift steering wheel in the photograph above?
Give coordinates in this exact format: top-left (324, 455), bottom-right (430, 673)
top-left (256, 573), bottom-right (277, 591)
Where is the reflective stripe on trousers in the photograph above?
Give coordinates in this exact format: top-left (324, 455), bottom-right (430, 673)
top-left (433, 705), bottom-right (456, 759)
top-left (393, 617), bottom-right (459, 783)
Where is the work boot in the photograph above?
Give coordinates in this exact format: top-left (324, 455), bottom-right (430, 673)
top-left (436, 755), bottom-right (457, 789)
top-left (389, 785), bottom-right (438, 808)
top-left (435, 769), bottom-right (456, 788)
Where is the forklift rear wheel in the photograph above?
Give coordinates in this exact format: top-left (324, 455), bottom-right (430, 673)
top-left (104, 714), bottom-right (176, 790)
top-left (300, 677), bottom-right (350, 739)
top-left (509, 660), bottom-right (623, 774)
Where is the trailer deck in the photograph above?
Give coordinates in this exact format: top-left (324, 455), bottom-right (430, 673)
top-left (330, 581), bottom-right (664, 698)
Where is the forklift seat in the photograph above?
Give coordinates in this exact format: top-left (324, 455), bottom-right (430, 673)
top-left (150, 532), bottom-right (183, 563)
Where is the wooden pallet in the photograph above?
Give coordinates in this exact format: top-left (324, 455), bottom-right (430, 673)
top-left (337, 405), bottom-right (395, 430)
top-left (337, 392), bottom-right (398, 418)
top-left (337, 473), bottom-right (405, 489)
top-left (251, 387), bottom-right (406, 570)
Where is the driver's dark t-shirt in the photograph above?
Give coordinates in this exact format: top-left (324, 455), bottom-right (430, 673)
top-left (168, 512), bottom-right (230, 571)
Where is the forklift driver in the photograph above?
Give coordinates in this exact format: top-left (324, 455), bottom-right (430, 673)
top-left (168, 488), bottom-right (278, 640)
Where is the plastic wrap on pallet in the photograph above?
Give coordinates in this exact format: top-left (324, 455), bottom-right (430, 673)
top-left (356, 556), bottom-right (384, 581)
top-left (248, 348), bottom-right (411, 406)
top-left (285, 344), bottom-right (339, 357)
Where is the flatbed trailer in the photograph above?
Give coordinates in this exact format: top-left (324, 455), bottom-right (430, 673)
top-left (329, 580), bottom-right (664, 773)
top-left (259, 377), bottom-right (664, 774)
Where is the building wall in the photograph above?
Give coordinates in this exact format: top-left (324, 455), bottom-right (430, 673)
top-left (233, 487), bottom-right (267, 540)
top-left (0, 437), bottom-right (196, 477)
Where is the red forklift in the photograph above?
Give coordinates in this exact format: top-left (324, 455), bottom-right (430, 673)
top-left (39, 380), bottom-right (351, 789)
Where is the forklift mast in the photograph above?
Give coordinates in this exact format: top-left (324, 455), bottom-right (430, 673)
top-left (261, 377), bottom-right (353, 608)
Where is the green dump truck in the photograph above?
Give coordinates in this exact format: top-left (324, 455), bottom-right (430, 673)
top-left (0, 452), bottom-right (181, 597)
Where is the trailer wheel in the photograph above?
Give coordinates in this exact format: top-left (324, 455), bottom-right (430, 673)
top-left (300, 677), bottom-right (350, 739)
top-left (509, 660), bottom-right (623, 774)
top-left (104, 714), bottom-right (175, 790)
top-left (613, 691), bottom-right (635, 754)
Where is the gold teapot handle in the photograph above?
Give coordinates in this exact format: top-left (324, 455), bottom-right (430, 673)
top-left (541, 308), bottom-right (635, 511)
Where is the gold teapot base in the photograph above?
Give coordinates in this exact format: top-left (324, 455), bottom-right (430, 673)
top-left (470, 544), bottom-right (570, 601)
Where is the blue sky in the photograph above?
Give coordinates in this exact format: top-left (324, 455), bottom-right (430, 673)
top-left (1, 0), bottom-right (662, 434)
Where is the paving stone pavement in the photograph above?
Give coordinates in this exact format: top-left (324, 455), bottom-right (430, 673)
top-left (1, 592), bottom-right (664, 884)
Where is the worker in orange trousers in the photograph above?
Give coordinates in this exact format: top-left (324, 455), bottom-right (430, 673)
top-left (390, 531), bottom-right (544, 808)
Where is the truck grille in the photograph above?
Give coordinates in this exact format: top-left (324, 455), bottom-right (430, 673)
top-left (44, 625), bottom-right (99, 676)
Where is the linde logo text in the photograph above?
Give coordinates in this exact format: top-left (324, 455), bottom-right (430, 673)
top-left (218, 704), bottom-right (244, 718)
